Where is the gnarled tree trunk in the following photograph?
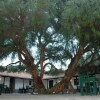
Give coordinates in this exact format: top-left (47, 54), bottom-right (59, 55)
top-left (31, 45), bottom-right (47, 94)
top-left (32, 68), bottom-right (46, 94)
top-left (32, 77), bottom-right (46, 94)
top-left (18, 45), bottom-right (46, 94)
top-left (49, 46), bottom-right (84, 93)
top-left (40, 45), bottom-right (45, 78)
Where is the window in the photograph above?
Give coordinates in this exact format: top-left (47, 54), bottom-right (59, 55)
top-left (49, 80), bottom-right (53, 89)
top-left (74, 79), bottom-right (79, 85)
top-left (29, 80), bottom-right (31, 85)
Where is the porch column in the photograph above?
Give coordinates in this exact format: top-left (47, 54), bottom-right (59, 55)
top-left (47, 80), bottom-right (48, 89)
top-left (3, 77), bottom-right (5, 85)
top-left (23, 78), bottom-right (25, 89)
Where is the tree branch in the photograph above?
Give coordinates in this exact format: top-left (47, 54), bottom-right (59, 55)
top-left (5, 61), bottom-right (21, 69)
top-left (43, 62), bottom-right (55, 70)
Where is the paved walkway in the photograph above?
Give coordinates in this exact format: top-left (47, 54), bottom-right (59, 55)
top-left (0, 93), bottom-right (100, 100)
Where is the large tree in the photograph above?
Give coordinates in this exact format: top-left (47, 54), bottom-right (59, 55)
top-left (0, 0), bottom-right (100, 94)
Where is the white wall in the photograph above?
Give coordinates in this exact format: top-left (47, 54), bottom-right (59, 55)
top-left (24, 79), bottom-right (32, 88)
top-left (15, 78), bottom-right (32, 89)
top-left (15, 78), bottom-right (23, 89)
top-left (53, 78), bottom-right (62, 85)
top-left (0, 76), bottom-right (4, 84)
top-left (43, 77), bottom-right (79, 90)
top-left (70, 77), bottom-right (77, 89)
top-left (43, 78), bottom-right (62, 89)
top-left (43, 80), bottom-right (48, 89)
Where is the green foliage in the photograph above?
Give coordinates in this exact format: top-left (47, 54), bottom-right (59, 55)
top-left (0, 66), bottom-right (5, 71)
top-left (62, 0), bottom-right (100, 46)
top-left (45, 67), bottom-right (64, 76)
top-left (0, 0), bottom-right (100, 74)
top-left (0, 0), bottom-right (54, 52)
top-left (0, 0), bottom-right (69, 73)
top-left (7, 65), bottom-right (26, 72)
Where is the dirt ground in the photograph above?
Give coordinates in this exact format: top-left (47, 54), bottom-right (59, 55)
top-left (0, 93), bottom-right (100, 100)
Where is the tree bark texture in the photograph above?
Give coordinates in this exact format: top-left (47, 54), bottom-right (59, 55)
top-left (32, 70), bottom-right (46, 94)
top-left (40, 45), bottom-right (45, 78)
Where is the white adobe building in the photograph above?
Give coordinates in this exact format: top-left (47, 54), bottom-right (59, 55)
top-left (0, 72), bottom-right (33, 93)
top-left (0, 71), bottom-right (79, 93)
top-left (43, 74), bottom-right (79, 90)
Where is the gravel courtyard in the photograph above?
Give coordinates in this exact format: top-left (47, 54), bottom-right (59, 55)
top-left (0, 93), bottom-right (100, 100)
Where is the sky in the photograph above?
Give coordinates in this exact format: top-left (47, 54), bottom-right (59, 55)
top-left (0, 52), bottom-right (70, 71)
top-left (0, 55), bottom-right (19, 66)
